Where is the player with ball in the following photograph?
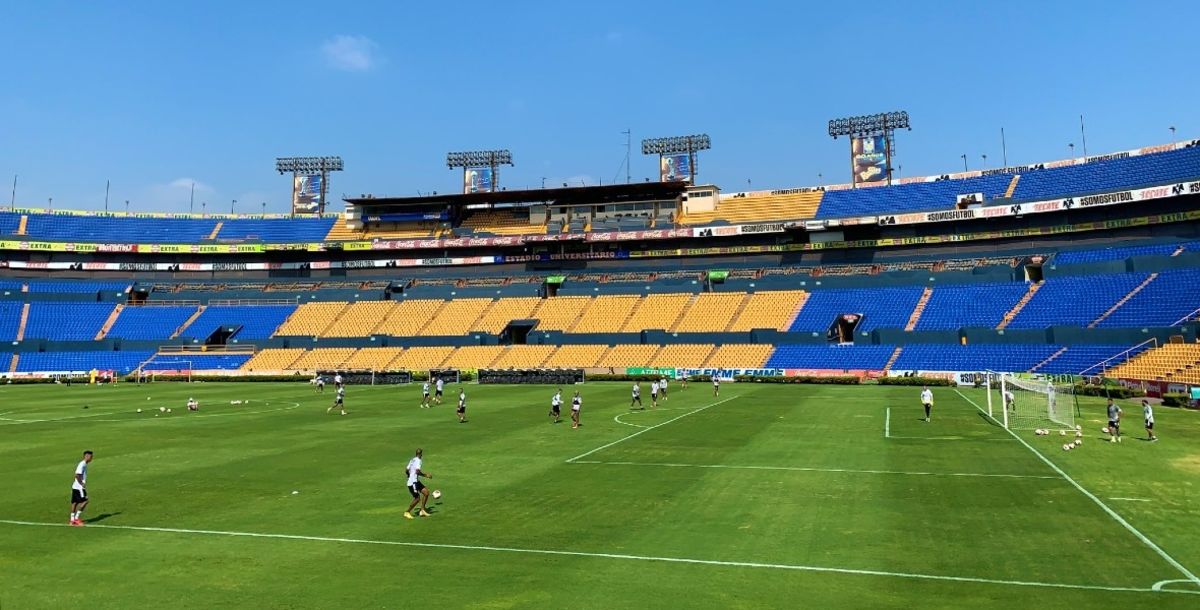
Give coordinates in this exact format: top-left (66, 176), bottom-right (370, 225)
top-left (404, 448), bottom-right (434, 520)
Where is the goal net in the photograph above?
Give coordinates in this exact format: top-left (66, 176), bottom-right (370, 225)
top-left (990, 373), bottom-right (1076, 431)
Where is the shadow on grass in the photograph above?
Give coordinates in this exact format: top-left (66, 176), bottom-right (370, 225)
top-left (85, 512), bottom-right (122, 524)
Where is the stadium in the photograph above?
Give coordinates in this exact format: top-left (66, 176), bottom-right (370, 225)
top-left (3, 5), bottom-right (1200, 609)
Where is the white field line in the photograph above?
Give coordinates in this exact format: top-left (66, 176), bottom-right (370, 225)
top-left (571, 460), bottom-right (1058, 480)
top-left (0, 519), bottom-right (1192, 596)
top-left (565, 395), bottom-right (739, 463)
top-left (885, 407), bottom-right (891, 437)
top-left (955, 389), bottom-right (1200, 586)
top-left (612, 413), bottom-right (647, 428)
top-left (1110, 497), bottom-right (1153, 503)
top-left (884, 406), bottom-right (1012, 442)
top-left (0, 402), bottom-right (301, 425)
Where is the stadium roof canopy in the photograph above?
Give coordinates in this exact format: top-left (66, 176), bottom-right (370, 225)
top-left (344, 182), bottom-right (689, 209)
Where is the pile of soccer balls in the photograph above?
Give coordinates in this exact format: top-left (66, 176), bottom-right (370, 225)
top-left (1034, 425), bottom-right (1084, 451)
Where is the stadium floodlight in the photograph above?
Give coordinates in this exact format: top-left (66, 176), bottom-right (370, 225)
top-left (640, 134), bottom-right (711, 155)
top-left (828, 111), bottom-right (910, 187)
top-left (446, 149), bottom-right (514, 193)
top-left (275, 156), bottom-right (344, 215)
top-left (641, 134), bottom-right (711, 185)
top-left (827, 111), bottom-right (910, 139)
top-left (275, 156), bottom-right (344, 174)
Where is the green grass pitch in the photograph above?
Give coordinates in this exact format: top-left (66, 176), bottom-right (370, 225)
top-left (1, 381), bottom-right (1198, 608)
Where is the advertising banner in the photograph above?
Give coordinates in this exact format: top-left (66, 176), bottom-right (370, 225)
top-left (293, 175), bottom-right (322, 215)
top-left (463, 168), bottom-right (494, 194)
top-left (660, 154), bottom-right (691, 182)
top-left (852, 136), bottom-right (887, 185)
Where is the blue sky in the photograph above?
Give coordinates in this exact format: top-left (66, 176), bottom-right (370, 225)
top-left (0, 0), bottom-right (1194, 213)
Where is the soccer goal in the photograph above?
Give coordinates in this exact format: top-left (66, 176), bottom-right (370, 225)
top-left (136, 360), bottom-right (193, 384)
top-left (987, 372), bottom-right (1076, 430)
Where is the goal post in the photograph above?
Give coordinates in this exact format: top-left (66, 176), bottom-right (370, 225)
top-left (993, 372), bottom-right (1076, 431)
top-left (138, 360), bottom-right (194, 383)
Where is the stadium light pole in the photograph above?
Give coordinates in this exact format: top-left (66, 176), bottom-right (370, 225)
top-left (9, 174), bottom-right (15, 207)
top-left (275, 156), bottom-right (344, 215)
top-left (1169, 126), bottom-right (1176, 137)
top-left (447, 149), bottom-right (513, 193)
top-left (231, 199), bottom-right (237, 215)
top-left (641, 134), bottom-right (711, 185)
top-left (1000, 127), bottom-right (1008, 168)
top-left (961, 154), bottom-right (968, 172)
top-left (981, 154), bottom-right (988, 168)
top-left (1068, 143), bottom-right (1075, 157)
top-left (827, 111), bottom-right (910, 187)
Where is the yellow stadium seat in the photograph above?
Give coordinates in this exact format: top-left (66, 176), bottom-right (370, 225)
top-left (681, 191), bottom-right (822, 225)
top-left (648, 344), bottom-right (714, 368)
top-left (542, 345), bottom-right (611, 368)
top-left (242, 348), bottom-right (304, 372)
top-left (572, 295), bottom-right (641, 333)
top-left (672, 293), bottom-right (746, 332)
top-left (341, 347), bottom-right (404, 370)
top-left (705, 344), bottom-right (773, 368)
top-left (728, 291), bottom-right (807, 331)
top-left (420, 298), bottom-right (493, 336)
top-left (323, 301), bottom-right (396, 338)
top-left (275, 302), bottom-right (349, 336)
top-left (440, 345), bottom-right (507, 369)
top-left (474, 298), bottom-right (541, 333)
top-left (375, 299), bottom-right (447, 337)
top-left (490, 345), bottom-right (557, 368)
top-left (622, 293), bottom-right (691, 332)
top-left (390, 346), bottom-right (455, 371)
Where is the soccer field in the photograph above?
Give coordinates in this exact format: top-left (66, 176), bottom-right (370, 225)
top-left (1, 381), bottom-right (1198, 608)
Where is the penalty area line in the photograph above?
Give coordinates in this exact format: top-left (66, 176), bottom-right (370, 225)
top-left (954, 389), bottom-right (1200, 587)
top-left (571, 460), bottom-right (1058, 480)
top-left (0, 519), bottom-right (1189, 596)
top-left (566, 395), bottom-right (739, 463)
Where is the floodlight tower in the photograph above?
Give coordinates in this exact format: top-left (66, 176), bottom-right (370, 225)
top-left (447, 149), bottom-right (513, 193)
top-left (827, 111), bottom-right (910, 186)
top-left (275, 156), bottom-right (344, 215)
top-left (641, 134), bottom-right (711, 185)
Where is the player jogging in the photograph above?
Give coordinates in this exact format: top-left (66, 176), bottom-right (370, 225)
top-left (70, 450), bottom-right (93, 526)
top-left (650, 379), bottom-right (659, 408)
top-left (630, 382), bottom-right (643, 409)
top-left (921, 386), bottom-right (933, 422)
top-left (549, 388), bottom-right (562, 423)
top-left (421, 381), bottom-right (431, 408)
top-left (404, 448), bottom-right (433, 519)
top-left (434, 377), bottom-right (445, 405)
top-left (571, 391), bottom-right (582, 429)
top-left (314, 375), bottom-right (325, 393)
top-left (712, 376), bottom-right (720, 397)
top-left (456, 388), bottom-right (467, 423)
top-left (1106, 398), bottom-right (1121, 443)
top-left (334, 373), bottom-right (344, 390)
top-left (659, 377), bottom-right (668, 401)
top-left (680, 373), bottom-right (688, 389)
top-left (1143, 400), bottom-right (1156, 441)
top-left (327, 386), bottom-right (347, 416)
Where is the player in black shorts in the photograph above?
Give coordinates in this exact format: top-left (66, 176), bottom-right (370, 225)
top-left (456, 388), bottom-right (467, 423)
top-left (549, 388), bottom-right (562, 424)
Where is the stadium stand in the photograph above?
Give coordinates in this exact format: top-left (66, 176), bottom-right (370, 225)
top-left (15, 350), bottom-right (153, 374)
top-left (683, 191), bottom-right (822, 225)
top-left (322, 301), bottom-right (396, 338)
top-left (242, 348), bottom-right (304, 372)
top-left (1095, 269), bottom-right (1200, 328)
top-left (1011, 145), bottom-right (1200, 202)
top-left (26, 280), bottom-right (130, 295)
top-left (1005, 274), bottom-right (1148, 329)
top-left (1033, 344), bottom-right (1153, 375)
top-left (766, 344), bottom-right (896, 370)
top-left (179, 304), bottom-right (296, 341)
top-left (542, 345), bottom-right (610, 369)
top-left (815, 174), bottom-right (1013, 218)
top-left (441, 345), bottom-right (507, 369)
top-left (572, 295), bottom-right (642, 333)
top-left (0, 302), bottom-right (23, 341)
top-left (491, 345), bottom-right (556, 369)
top-left (704, 344), bottom-right (773, 369)
top-left (1106, 343), bottom-right (1200, 383)
top-left (142, 353), bottom-right (253, 371)
top-left (216, 217), bottom-right (335, 242)
top-left (275, 302), bottom-right (348, 336)
top-left (460, 209), bottom-right (545, 235)
top-left (891, 344), bottom-right (1060, 373)
top-left (390, 346), bottom-right (455, 371)
top-left (915, 283), bottom-right (1030, 330)
top-left (1054, 242), bottom-right (1188, 265)
top-left (419, 298), bottom-right (492, 336)
top-left (648, 344), bottom-right (714, 368)
top-left (622, 293), bottom-right (691, 332)
top-left (599, 344), bottom-right (661, 368)
top-left (728, 291), bottom-right (806, 331)
top-left (24, 303), bottom-right (115, 341)
top-left (340, 347), bottom-right (404, 370)
top-left (106, 305), bottom-right (198, 341)
top-left (473, 297), bottom-right (541, 333)
top-left (671, 293), bottom-right (746, 332)
top-left (376, 299), bottom-right (447, 337)
top-left (788, 287), bottom-right (923, 333)
top-left (529, 296), bottom-right (593, 331)
top-left (22, 213), bottom-right (217, 243)
top-left (289, 348), bottom-right (356, 371)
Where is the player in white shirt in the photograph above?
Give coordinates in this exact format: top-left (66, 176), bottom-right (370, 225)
top-left (630, 382), bottom-right (643, 409)
top-left (70, 450), bottom-right (93, 526)
top-left (334, 373), bottom-right (344, 389)
top-left (549, 388), bottom-right (563, 423)
top-left (186, 397), bottom-right (199, 412)
top-left (313, 375), bottom-right (325, 393)
top-left (1003, 389), bottom-right (1015, 412)
top-left (403, 448), bottom-right (433, 519)
top-left (1143, 400), bottom-right (1157, 441)
top-left (921, 386), bottom-right (934, 422)
top-left (659, 377), bottom-right (669, 402)
top-left (650, 379), bottom-right (660, 408)
top-left (712, 376), bottom-right (720, 397)
top-left (456, 388), bottom-right (468, 423)
top-left (570, 391), bottom-right (583, 429)
top-left (434, 377), bottom-right (445, 404)
top-left (421, 381), bottom-right (431, 408)
top-left (327, 386), bottom-right (347, 416)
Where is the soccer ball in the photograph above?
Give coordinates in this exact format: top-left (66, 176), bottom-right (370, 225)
top-left (1075, 424), bottom-right (1082, 431)
top-left (1076, 438), bottom-right (1083, 445)
top-left (1075, 431), bottom-right (1083, 438)
top-left (136, 408), bottom-right (142, 413)
top-left (146, 397), bottom-right (151, 401)
top-left (159, 406), bottom-right (166, 413)
top-left (167, 408), bottom-right (172, 413)
top-left (1102, 427), bottom-right (1109, 434)
top-left (1059, 430), bottom-right (1067, 436)
top-left (432, 490), bottom-right (442, 500)
top-left (1062, 444), bottom-right (1071, 451)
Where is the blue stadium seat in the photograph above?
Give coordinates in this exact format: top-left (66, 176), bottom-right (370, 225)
top-left (915, 283), bottom-right (1029, 330)
top-left (217, 218), bottom-right (335, 242)
top-left (178, 305), bottom-right (297, 341)
top-left (1096, 269), bottom-right (1200, 327)
top-left (789, 287), bottom-right (923, 333)
top-left (1034, 344), bottom-right (1153, 374)
top-left (15, 351), bottom-right (154, 374)
top-left (765, 344), bottom-right (895, 370)
top-left (107, 306), bottom-right (199, 340)
top-left (142, 353), bottom-right (252, 371)
top-left (23, 214), bottom-right (217, 243)
top-left (1054, 243), bottom-right (1181, 265)
top-left (0, 302), bottom-right (23, 341)
top-left (24, 303), bottom-right (116, 340)
top-left (1012, 146), bottom-right (1200, 202)
top-left (892, 344), bottom-right (1059, 372)
top-left (1006, 274), bottom-right (1147, 329)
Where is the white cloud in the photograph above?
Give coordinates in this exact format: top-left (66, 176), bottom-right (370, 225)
top-left (321, 35), bottom-right (380, 72)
